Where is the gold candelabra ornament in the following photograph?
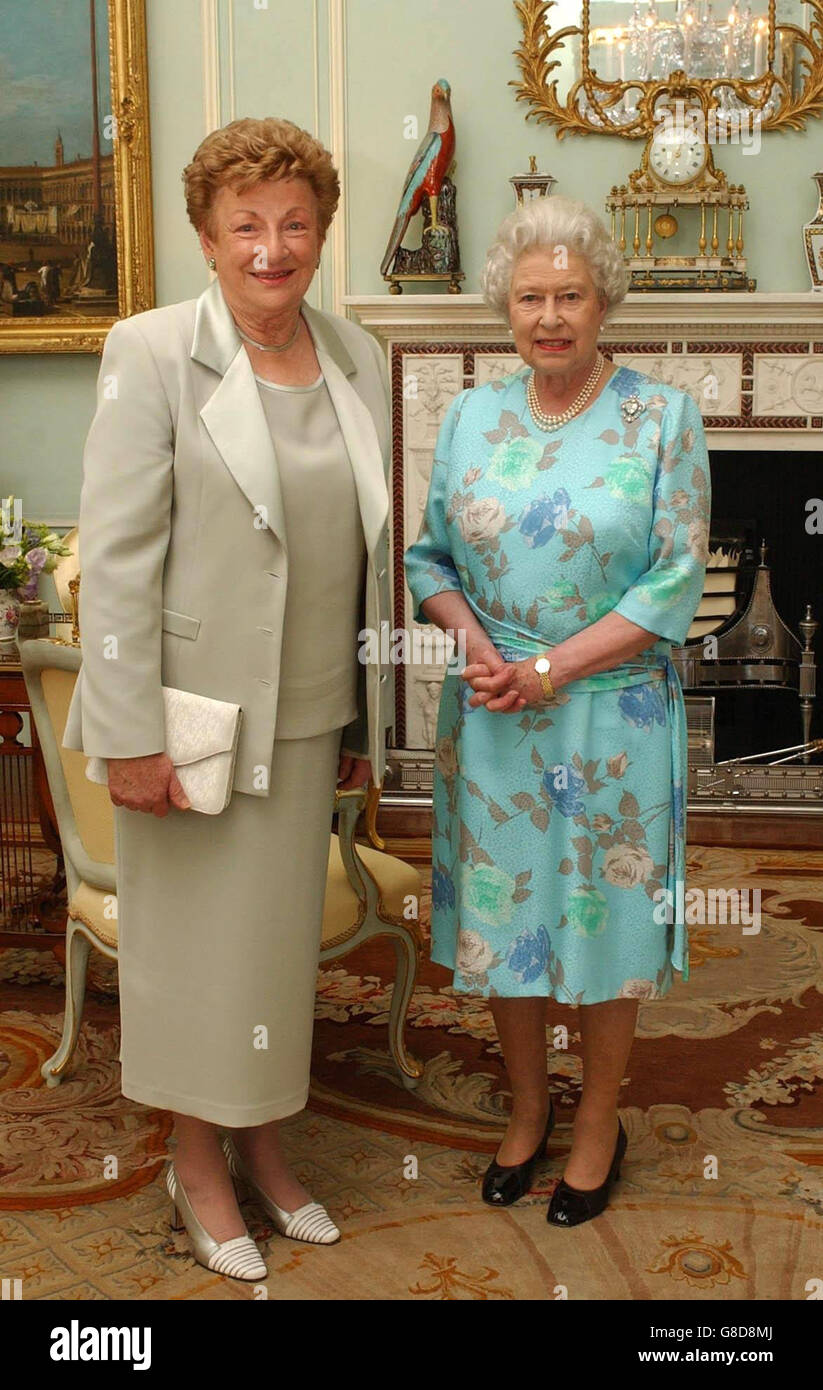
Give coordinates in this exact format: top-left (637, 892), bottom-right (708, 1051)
top-left (68, 576), bottom-right (80, 646)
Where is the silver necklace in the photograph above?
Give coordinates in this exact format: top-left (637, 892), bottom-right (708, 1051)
top-left (527, 352), bottom-right (605, 430)
top-left (236, 311), bottom-right (302, 353)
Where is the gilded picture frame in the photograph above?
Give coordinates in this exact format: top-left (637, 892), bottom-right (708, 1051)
top-left (0, 0), bottom-right (154, 354)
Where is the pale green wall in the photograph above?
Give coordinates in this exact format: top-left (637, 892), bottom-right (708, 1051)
top-left (3, 0), bottom-right (822, 534)
top-left (2, 0), bottom-right (206, 527)
top-left (346, 0), bottom-right (822, 293)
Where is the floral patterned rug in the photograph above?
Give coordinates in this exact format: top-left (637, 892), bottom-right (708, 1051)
top-left (0, 844), bottom-right (821, 1299)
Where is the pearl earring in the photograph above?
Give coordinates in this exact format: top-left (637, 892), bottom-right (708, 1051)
top-left (207, 256), bottom-right (216, 271)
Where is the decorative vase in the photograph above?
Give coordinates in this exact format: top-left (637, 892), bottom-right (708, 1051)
top-left (17, 599), bottom-right (50, 643)
top-left (802, 172), bottom-right (823, 293)
top-left (0, 588), bottom-right (21, 647)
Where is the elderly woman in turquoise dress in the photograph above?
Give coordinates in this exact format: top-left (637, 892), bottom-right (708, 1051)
top-left (404, 195), bottom-right (711, 1227)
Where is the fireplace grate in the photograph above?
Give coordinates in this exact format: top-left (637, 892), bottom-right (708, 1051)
top-left (672, 539), bottom-right (817, 754)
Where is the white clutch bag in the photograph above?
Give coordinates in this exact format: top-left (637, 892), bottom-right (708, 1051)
top-left (85, 686), bottom-right (243, 815)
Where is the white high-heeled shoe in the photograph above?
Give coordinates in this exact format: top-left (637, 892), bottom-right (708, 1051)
top-left (221, 1136), bottom-right (341, 1245)
top-left (166, 1161), bottom-right (268, 1281)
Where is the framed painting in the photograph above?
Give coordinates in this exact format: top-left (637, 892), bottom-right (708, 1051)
top-left (0, 0), bottom-right (153, 353)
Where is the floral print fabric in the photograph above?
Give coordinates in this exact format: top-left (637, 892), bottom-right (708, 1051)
top-left (404, 366), bottom-right (711, 1002)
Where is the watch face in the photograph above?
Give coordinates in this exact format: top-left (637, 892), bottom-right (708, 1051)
top-left (535, 658), bottom-right (550, 674)
top-left (649, 124), bottom-right (707, 185)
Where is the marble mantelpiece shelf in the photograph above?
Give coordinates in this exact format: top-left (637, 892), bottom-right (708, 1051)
top-left (346, 291), bottom-right (823, 334)
top-left (347, 292), bottom-right (823, 452)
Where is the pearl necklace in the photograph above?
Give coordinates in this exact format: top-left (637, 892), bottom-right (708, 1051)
top-left (526, 352), bottom-right (605, 431)
top-left (236, 311), bottom-right (302, 353)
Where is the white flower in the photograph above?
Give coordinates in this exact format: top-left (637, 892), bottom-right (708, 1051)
top-left (455, 929), bottom-right (495, 977)
top-left (457, 497), bottom-right (507, 546)
top-left (618, 978), bottom-right (657, 999)
top-left (602, 843), bottom-right (655, 888)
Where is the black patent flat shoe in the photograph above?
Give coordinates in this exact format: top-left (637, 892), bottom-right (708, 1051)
top-left (481, 1096), bottom-right (555, 1207)
top-left (546, 1117), bottom-right (627, 1227)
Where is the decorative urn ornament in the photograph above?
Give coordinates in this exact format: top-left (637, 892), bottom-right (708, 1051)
top-left (0, 589), bottom-right (20, 647)
top-left (16, 599), bottom-right (51, 643)
top-left (509, 155), bottom-right (557, 205)
top-left (802, 172), bottom-right (823, 292)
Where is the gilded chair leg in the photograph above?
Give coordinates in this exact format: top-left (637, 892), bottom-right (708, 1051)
top-left (41, 917), bottom-right (91, 1087)
top-left (364, 783), bottom-right (385, 850)
top-left (386, 926), bottom-right (424, 1089)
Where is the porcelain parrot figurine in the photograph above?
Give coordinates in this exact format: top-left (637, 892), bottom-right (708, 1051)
top-left (380, 78), bottom-right (456, 277)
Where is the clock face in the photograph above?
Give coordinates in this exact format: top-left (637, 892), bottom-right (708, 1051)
top-left (649, 124), bottom-right (707, 186)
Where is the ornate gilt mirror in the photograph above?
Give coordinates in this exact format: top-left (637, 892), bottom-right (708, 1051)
top-left (512, 0), bottom-right (823, 136)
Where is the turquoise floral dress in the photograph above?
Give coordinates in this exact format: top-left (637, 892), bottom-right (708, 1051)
top-left (403, 365), bottom-right (711, 1003)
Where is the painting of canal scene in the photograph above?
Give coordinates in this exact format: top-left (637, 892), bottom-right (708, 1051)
top-left (0, 0), bottom-right (153, 352)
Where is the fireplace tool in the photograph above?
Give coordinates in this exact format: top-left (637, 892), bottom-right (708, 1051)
top-left (672, 540), bottom-right (822, 809)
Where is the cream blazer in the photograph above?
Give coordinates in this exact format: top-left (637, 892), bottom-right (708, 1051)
top-left (62, 278), bottom-right (395, 794)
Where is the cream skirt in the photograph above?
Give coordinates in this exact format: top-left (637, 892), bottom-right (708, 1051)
top-left (112, 727), bottom-right (344, 1126)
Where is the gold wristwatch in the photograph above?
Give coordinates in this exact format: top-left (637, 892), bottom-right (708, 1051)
top-left (534, 655), bottom-right (556, 703)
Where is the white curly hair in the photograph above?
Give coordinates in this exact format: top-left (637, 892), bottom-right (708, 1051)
top-left (482, 194), bottom-right (629, 321)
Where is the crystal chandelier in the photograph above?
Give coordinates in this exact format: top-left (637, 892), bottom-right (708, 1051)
top-left (590, 0), bottom-right (771, 83)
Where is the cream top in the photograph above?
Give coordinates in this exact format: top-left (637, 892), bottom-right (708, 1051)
top-left (256, 373), bottom-right (367, 740)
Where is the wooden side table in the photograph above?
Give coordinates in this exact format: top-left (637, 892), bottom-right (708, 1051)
top-left (0, 652), bottom-right (66, 945)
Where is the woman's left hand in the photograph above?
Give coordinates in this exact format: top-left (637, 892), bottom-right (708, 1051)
top-left (337, 753), bottom-right (372, 790)
top-left (461, 657), bottom-right (548, 712)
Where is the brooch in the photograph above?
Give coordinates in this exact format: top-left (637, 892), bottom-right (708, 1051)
top-left (620, 393), bottom-right (645, 424)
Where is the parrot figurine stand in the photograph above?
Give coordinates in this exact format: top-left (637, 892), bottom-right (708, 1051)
top-left (380, 78), bottom-right (464, 294)
top-left (385, 177), bottom-right (463, 294)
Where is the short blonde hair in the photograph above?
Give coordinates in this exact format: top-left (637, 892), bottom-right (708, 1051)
top-left (182, 117), bottom-right (340, 239)
top-left (482, 195), bottom-right (629, 321)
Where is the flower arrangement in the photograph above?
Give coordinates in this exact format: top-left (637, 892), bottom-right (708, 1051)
top-left (0, 495), bottom-right (73, 601)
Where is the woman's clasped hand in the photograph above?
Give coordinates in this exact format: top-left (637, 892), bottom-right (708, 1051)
top-left (460, 640), bottom-right (557, 713)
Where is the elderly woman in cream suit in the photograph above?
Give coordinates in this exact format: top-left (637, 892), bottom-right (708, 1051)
top-left (62, 117), bottom-right (394, 1280)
